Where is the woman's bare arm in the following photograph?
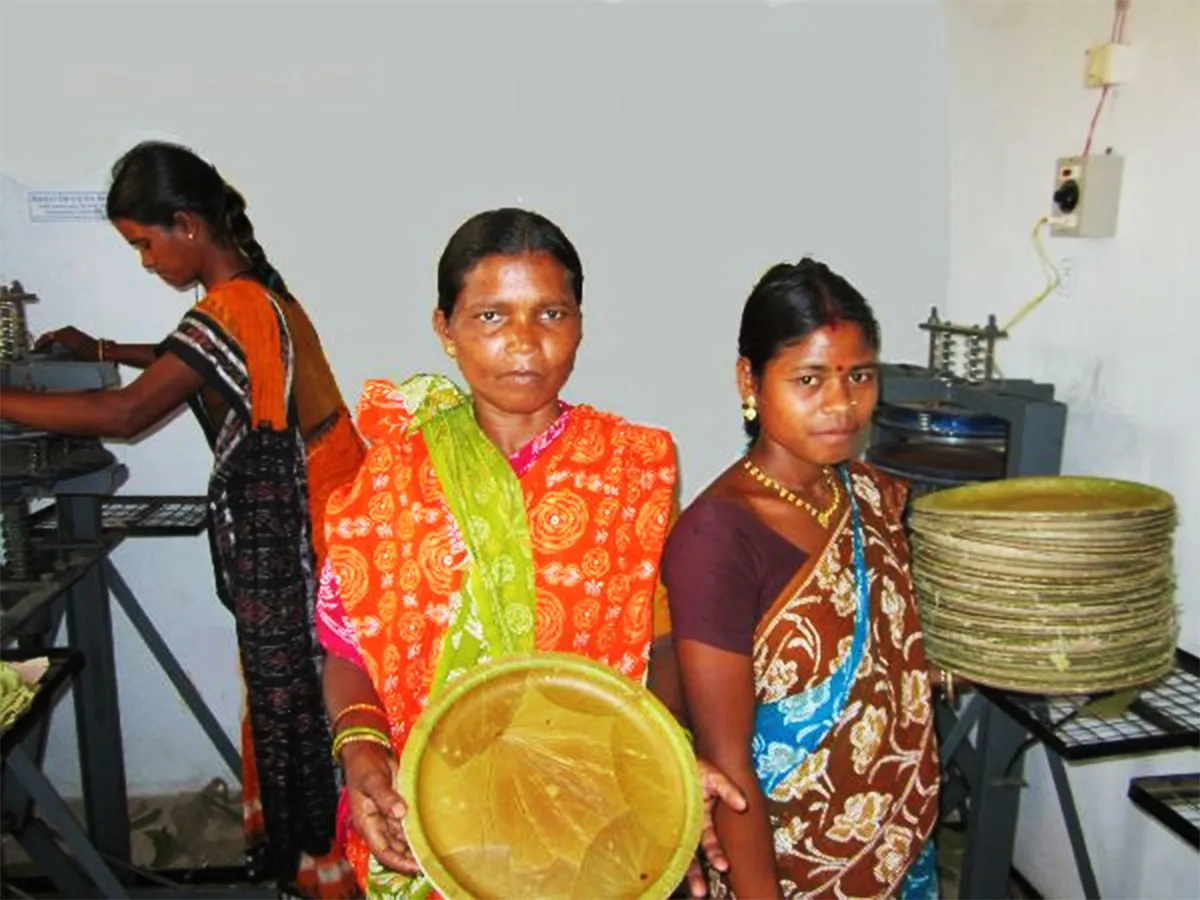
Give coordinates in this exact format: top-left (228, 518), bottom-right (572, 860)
top-left (0, 352), bottom-right (203, 439)
top-left (676, 638), bottom-right (782, 900)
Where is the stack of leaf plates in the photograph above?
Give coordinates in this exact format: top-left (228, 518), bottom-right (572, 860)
top-left (399, 652), bottom-right (703, 899)
top-left (910, 476), bottom-right (1178, 695)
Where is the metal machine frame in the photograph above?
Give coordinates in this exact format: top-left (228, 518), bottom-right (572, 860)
top-left (873, 362), bottom-right (1068, 480)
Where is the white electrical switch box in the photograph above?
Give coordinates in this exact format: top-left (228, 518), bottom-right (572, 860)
top-left (1050, 153), bottom-right (1124, 238)
top-left (1085, 43), bottom-right (1134, 88)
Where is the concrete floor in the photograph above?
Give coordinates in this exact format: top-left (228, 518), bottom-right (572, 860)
top-left (2, 782), bottom-right (1027, 898)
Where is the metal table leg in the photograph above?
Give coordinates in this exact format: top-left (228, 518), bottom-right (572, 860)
top-left (7, 818), bottom-right (100, 899)
top-left (1, 691), bottom-right (50, 834)
top-left (6, 746), bottom-right (130, 898)
top-left (58, 493), bottom-right (132, 864)
top-left (959, 697), bottom-right (1028, 899)
top-left (937, 693), bottom-right (985, 821)
top-left (1045, 750), bottom-right (1102, 899)
top-left (939, 692), bottom-right (986, 767)
top-left (104, 560), bottom-right (242, 781)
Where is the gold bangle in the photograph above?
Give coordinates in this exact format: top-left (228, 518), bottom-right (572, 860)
top-left (332, 734), bottom-right (392, 765)
top-left (333, 724), bottom-right (390, 744)
top-left (334, 732), bottom-right (392, 755)
top-left (97, 340), bottom-right (106, 363)
top-left (943, 669), bottom-right (956, 705)
top-left (333, 702), bottom-right (387, 730)
top-left (332, 729), bottom-right (392, 763)
top-left (332, 724), bottom-right (390, 754)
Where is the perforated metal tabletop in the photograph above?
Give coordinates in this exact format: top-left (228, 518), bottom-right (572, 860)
top-left (981, 649), bottom-right (1200, 762)
top-left (30, 495), bottom-right (208, 538)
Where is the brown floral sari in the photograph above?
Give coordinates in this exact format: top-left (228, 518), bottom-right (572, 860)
top-left (713, 462), bottom-right (940, 899)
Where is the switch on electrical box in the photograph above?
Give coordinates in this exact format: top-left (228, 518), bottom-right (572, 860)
top-left (1050, 153), bottom-right (1124, 238)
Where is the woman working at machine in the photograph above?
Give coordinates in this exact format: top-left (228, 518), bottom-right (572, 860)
top-left (313, 207), bottom-right (745, 898)
top-left (662, 259), bottom-right (944, 899)
top-left (0, 141), bottom-right (364, 899)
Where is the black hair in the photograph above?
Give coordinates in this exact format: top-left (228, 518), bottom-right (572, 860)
top-left (738, 257), bottom-right (881, 439)
top-left (436, 208), bottom-right (584, 316)
top-left (106, 141), bottom-right (289, 296)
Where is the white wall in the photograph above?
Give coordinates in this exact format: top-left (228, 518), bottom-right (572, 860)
top-left (4, 0), bottom-right (1196, 894)
top-left (0, 1), bottom-right (948, 794)
top-left (945, 1), bottom-right (1199, 897)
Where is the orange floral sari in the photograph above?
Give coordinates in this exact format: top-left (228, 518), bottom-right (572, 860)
top-left (321, 376), bottom-right (677, 893)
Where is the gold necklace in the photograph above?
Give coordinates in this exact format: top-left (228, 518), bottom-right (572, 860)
top-left (742, 457), bottom-right (840, 528)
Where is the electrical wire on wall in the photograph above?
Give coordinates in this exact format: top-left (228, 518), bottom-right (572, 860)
top-left (1000, 0), bottom-right (1131, 341)
top-left (1002, 216), bottom-right (1062, 333)
top-left (1082, 0), bottom-right (1130, 156)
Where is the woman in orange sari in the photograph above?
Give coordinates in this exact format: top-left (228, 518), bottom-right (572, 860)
top-left (316, 208), bottom-right (742, 898)
top-left (0, 142), bottom-right (364, 898)
top-left (663, 259), bottom-right (941, 899)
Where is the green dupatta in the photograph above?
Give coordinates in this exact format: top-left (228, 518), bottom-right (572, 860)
top-left (366, 375), bottom-right (538, 899)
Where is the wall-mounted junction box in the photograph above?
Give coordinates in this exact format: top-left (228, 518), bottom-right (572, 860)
top-left (1050, 153), bottom-right (1125, 238)
top-left (1085, 43), bottom-right (1135, 88)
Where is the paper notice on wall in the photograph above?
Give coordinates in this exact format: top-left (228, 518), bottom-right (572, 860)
top-left (27, 191), bottom-right (107, 223)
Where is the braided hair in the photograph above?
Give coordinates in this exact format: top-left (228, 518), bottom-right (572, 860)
top-left (107, 141), bottom-right (290, 296)
top-left (218, 181), bottom-right (288, 295)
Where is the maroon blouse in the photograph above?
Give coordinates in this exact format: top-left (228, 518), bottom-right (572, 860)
top-left (662, 495), bottom-right (808, 656)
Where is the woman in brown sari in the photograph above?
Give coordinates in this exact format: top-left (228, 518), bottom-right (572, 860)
top-left (663, 259), bottom-right (941, 899)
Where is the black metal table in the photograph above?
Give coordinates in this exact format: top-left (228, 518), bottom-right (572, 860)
top-left (1128, 772), bottom-right (1199, 850)
top-left (2, 467), bottom-right (135, 872)
top-left (3, 487), bottom-right (258, 897)
top-left (25, 493), bottom-right (240, 782)
top-left (29, 494), bottom-right (209, 538)
top-left (8, 492), bottom-right (274, 898)
top-left (941, 649), bottom-right (1200, 899)
top-left (2, 647), bottom-right (131, 898)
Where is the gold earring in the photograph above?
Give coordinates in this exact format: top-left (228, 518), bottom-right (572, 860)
top-left (444, 344), bottom-right (457, 359)
top-left (742, 398), bottom-right (757, 422)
